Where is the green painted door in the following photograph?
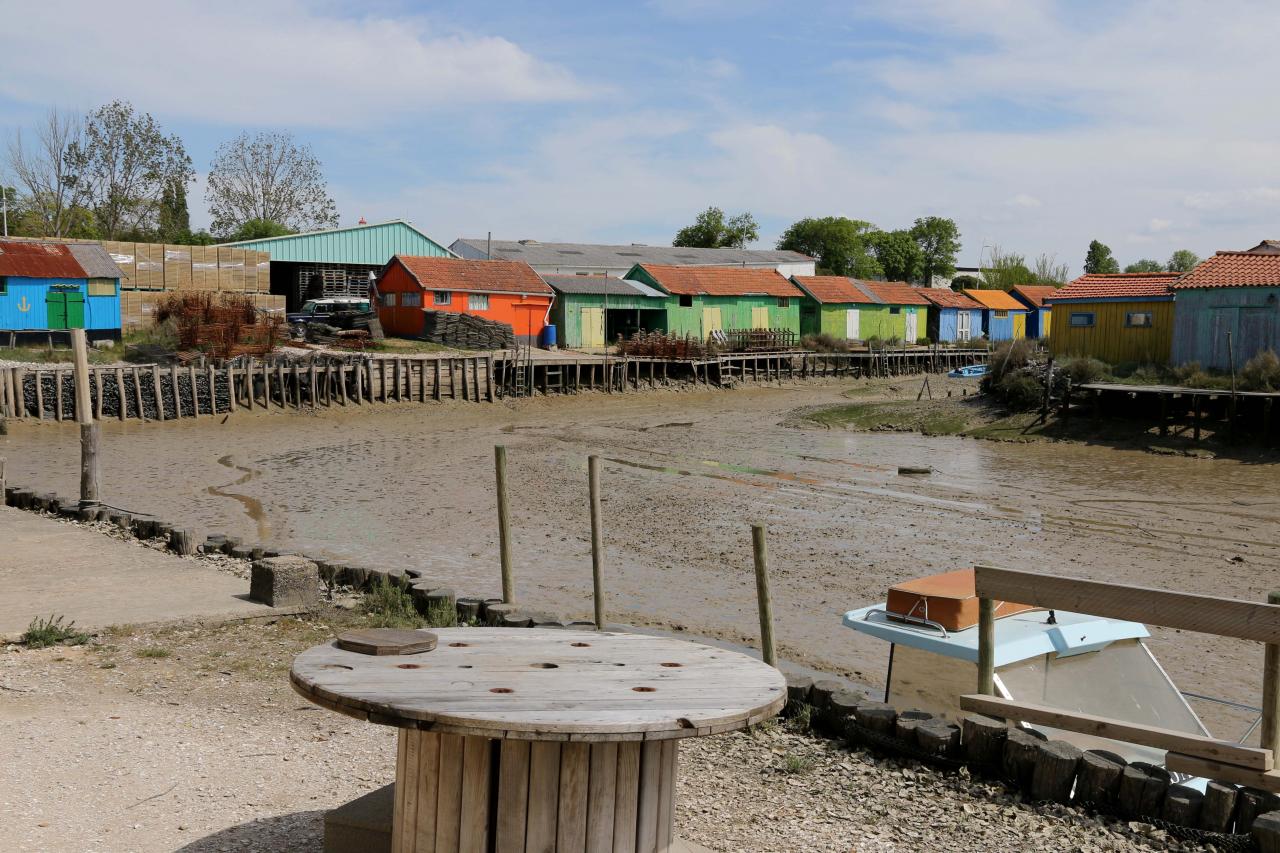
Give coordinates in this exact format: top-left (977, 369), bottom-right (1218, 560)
top-left (45, 289), bottom-right (85, 330)
top-left (66, 290), bottom-right (85, 328)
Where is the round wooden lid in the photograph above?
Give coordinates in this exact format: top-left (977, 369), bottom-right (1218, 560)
top-left (290, 628), bottom-right (786, 740)
top-left (336, 628), bottom-right (438, 656)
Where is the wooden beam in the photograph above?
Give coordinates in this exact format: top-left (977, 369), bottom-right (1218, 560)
top-left (959, 694), bottom-right (1273, 771)
top-left (973, 565), bottom-right (1280, 644)
top-left (1165, 752), bottom-right (1280, 793)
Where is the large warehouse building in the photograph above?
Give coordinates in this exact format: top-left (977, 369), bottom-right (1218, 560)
top-left (222, 220), bottom-right (454, 311)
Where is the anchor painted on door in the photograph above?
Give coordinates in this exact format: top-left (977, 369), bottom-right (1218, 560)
top-left (16, 295), bottom-right (30, 312)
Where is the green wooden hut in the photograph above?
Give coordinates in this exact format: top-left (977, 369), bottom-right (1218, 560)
top-left (624, 263), bottom-right (802, 338)
top-left (544, 275), bottom-right (668, 349)
top-left (1171, 242), bottom-right (1280, 369)
top-left (791, 275), bottom-right (885, 340)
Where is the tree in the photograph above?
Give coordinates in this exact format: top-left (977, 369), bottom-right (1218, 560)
top-left (5, 107), bottom-right (91, 237)
top-left (981, 246), bottom-right (1037, 291)
top-left (225, 218), bottom-right (294, 242)
top-left (672, 206), bottom-right (758, 249)
top-left (1124, 259), bottom-right (1164, 273)
top-left (867, 229), bottom-right (922, 282)
top-left (1167, 249), bottom-right (1200, 272)
top-left (66, 101), bottom-right (193, 240)
top-left (1033, 253), bottom-right (1069, 285)
top-left (909, 216), bottom-right (962, 285)
top-left (1083, 239), bottom-right (1120, 274)
top-left (207, 131), bottom-right (339, 237)
top-left (157, 176), bottom-right (191, 243)
top-left (950, 274), bottom-right (982, 291)
top-left (776, 216), bottom-right (882, 277)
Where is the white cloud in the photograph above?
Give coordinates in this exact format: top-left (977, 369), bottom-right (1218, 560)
top-left (1149, 218), bottom-right (1172, 233)
top-left (1008, 194), bottom-right (1042, 209)
top-left (0, 0), bottom-right (594, 126)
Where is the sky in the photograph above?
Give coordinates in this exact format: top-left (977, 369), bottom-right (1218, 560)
top-left (2, 0), bottom-right (1279, 276)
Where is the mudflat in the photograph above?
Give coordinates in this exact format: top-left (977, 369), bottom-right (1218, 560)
top-left (4, 377), bottom-right (1278, 737)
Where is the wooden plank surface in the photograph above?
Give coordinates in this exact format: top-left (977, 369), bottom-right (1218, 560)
top-left (401, 725), bottom-right (422, 853)
top-left (290, 628), bottom-right (786, 738)
top-left (655, 740), bottom-right (676, 850)
top-left (960, 694), bottom-right (1273, 770)
top-left (434, 734), bottom-right (464, 853)
top-left (494, 740), bottom-right (529, 853)
top-left (415, 731), bottom-right (441, 853)
top-left (459, 736), bottom-right (491, 853)
top-left (1165, 752), bottom-right (1280, 793)
top-left (394, 729), bottom-right (410, 853)
top-left (526, 741), bottom-right (561, 852)
top-left (585, 743), bottom-right (618, 853)
top-left (635, 741), bottom-right (662, 852)
top-left (974, 565), bottom-right (1280, 644)
top-left (557, 742), bottom-right (590, 853)
top-left (612, 742), bottom-right (640, 853)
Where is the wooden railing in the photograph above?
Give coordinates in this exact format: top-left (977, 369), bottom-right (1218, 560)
top-left (963, 565), bottom-right (1280, 792)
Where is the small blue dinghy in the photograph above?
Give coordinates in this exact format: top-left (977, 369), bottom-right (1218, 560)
top-left (947, 363), bottom-right (989, 378)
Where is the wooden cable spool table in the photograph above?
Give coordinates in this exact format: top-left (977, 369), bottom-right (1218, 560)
top-left (291, 627), bottom-right (786, 853)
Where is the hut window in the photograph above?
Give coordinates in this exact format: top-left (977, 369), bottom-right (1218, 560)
top-left (401, 291), bottom-right (422, 308)
top-left (468, 293), bottom-right (490, 311)
top-left (1125, 311), bottom-right (1153, 328)
top-left (777, 296), bottom-right (789, 308)
top-left (87, 279), bottom-right (116, 297)
top-left (382, 293), bottom-right (397, 307)
top-left (678, 295), bottom-right (693, 307)
top-left (0, 277), bottom-right (6, 294)
top-left (889, 306), bottom-right (901, 315)
top-left (433, 291), bottom-right (451, 306)
top-left (1070, 312), bottom-right (1095, 327)
top-left (994, 310), bottom-right (1009, 319)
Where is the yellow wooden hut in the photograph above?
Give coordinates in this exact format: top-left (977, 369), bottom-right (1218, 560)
top-left (1045, 272), bottom-right (1180, 364)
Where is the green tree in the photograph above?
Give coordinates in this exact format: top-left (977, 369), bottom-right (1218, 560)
top-left (909, 216), bottom-right (962, 285)
top-left (67, 100), bottom-right (193, 240)
top-left (157, 177), bottom-right (191, 243)
top-left (4, 107), bottom-right (89, 237)
top-left (982, 246), bottom-right (1037, 291)
top-left (1167, 249), bottom-right (1200, 272)
top-left (1083, 239), bottom-right (1120, 274)
top-left (776, 216), bottom-right (882, 277)
top-left (867, 229), bottom-right (923, 282)
top-left (1032, 253), bottom-right (1069, 284)
top-left (207, 131), bottom-right (338, 236)
top-left (672, 206), bottom-right (758, 249)
top-left (225, 218), bottom-right (294, 242)
top-left (1124, 259), bottom-right (1163, 273)
top-left (949, 274), bottom-right (982, 291)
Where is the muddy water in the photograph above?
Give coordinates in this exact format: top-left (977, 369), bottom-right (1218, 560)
top-left (5, 382), bottom-right (1279, 738)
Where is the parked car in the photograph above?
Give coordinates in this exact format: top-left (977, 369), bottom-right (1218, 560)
top-left (287, 299), bottom-right (371, 337)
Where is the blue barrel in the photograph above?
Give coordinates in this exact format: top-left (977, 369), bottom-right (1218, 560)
top-left (540, 324), bottom-right (558, 349)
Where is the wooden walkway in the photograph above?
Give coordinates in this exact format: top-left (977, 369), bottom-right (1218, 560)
top-left (1075, 381), bottom-right (1279, 442)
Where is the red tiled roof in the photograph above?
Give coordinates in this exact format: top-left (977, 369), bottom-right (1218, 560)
top-left (961, 289), bottom-right (1027, 310)
top-left (391, 255), bottom-right (551, 294)
top-left (790, 275), bottom-right (879, 304)
top-left (638, 264), bottom-right (800, 298)
top-left (1048, 272), bottom-right (1178, 301)
top-left (0, 240), bottom-right (87, 279)
top-left (861, 280), bottom-right (930, 306)
top-left (1010, 284), bottom-right (1058, 308)
top-left (918, 289), bottom-right (982, 309)
top-left (1172, 250), bottom-right (1280, 289)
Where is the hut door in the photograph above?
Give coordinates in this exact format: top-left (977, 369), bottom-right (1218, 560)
top-left (845, 308), bottom-right (860, 340)
top-left (45, 288), bottom-right (85, 330)
top-left (702, 306), bottom-right (722, 336)
top-left (904, 309), bottom-right (918, 343)
top-left (581, 307), bottom-right (605, 348)
top-left (750, 306), bottom-right (770, 329)
top-left (956, 310), bottom-right (971, 341)
top-left (1013, 313), bottom-right (1026, 339)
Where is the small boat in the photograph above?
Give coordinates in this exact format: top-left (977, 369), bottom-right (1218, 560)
top-left (947, 363), bottom-right (989, 378)
top-left (842, 569), bottom-right (1252, 776)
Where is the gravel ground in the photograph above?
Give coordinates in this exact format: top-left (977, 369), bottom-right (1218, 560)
top-left (0, 614), bottom-right (1212, 852)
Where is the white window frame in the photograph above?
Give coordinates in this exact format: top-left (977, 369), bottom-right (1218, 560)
top-left (433, 290), bottom-right (451, 306)
top-left (468, 293), bottom-right (490, 311)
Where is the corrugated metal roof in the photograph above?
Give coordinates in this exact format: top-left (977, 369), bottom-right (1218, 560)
top-left (66, 243), bottom-right (125, 279)
top-left (0, 240), bottom-right (86, 278)
top-left (221, 220), bottom-right (454, 265)
top-left (451, 238), bottom-right (812, 268)
top-left (542, 274), bottom-right (665, 298)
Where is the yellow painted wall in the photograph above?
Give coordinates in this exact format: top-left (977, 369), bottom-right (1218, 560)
top-left (1049, 299), bottom-right (1174, 364)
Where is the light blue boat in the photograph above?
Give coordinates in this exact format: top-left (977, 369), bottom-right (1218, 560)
top-left (947, 363), bottom-right (989, 378)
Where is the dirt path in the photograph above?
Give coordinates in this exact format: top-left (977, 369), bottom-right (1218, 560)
top-left (4, 377), bottom-right (1278, 738)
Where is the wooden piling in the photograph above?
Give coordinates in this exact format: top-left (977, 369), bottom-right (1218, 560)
top-left (132, 367), bottom-right (144, 419)
top-left (207, 363), bottom-right (216, 414)
top-left (55, 370), bottom-right (64, 421)
top-left (589, 455), bottom-right (606, 629)
top-left (495, 445), bottom-right (514, 603)
top-left (189, 365), bottom-right (199, 416)
top-left (170, 365), bottom-right (182, 418)
top-left (115, 368), bottom-right (126, 421)
top-left (71, 330), bottom-right (100, 506)
top-left (751, 523), bottom-right (777, 667)
top-left (978, 596), bottom-right (995, 695)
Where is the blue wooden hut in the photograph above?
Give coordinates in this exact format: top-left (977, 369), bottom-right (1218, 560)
top-left (919, 288), bottom-right (984, 343)
top-left (962, 288), bottom-right (1030, 340)
top-left (0, 241), bottom-right (123, 341)
top-left (1011, 285), bottom-right (1058, 339)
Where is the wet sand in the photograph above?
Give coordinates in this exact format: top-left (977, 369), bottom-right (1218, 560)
top-left (5, 378), bottom-right (1279, 737)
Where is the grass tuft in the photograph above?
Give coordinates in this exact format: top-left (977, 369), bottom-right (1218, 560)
top-left (361, 577), bottom-right (423, 629)
top-left (137, 647), bottom-right (172, 659)
top-left (22, 614), bottom-right (89, 649)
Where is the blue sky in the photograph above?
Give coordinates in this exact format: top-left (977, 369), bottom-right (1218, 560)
top-left (3, 0), bottom-right (1279, 275)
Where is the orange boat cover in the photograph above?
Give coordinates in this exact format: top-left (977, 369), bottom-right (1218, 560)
top-left (885, 568), bottom-right (1039, 631)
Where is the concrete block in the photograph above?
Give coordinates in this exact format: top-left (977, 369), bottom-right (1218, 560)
top-left (324, 782), bottom-right (392, 853)
top-left (250, 555), bottom-right (319, 608)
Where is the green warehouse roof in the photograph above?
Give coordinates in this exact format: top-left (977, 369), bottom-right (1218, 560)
top-left (219, 220), bottom-right (454, 265)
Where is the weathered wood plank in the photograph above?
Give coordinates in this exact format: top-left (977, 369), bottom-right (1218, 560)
top-left (974, 565), bottom-right (1280, 644)
top-left (459, 736), bottom-right (491, 853)
top-left (1165, 752), bottom-right (1280, 794)
top-left (557, 742), bottom-right (590, 853)
top-left (434, 734), bottom-right (464, 853)
top-left (494, 739), bottom-right (529, 853)
top-left (613, 741), bottom-right (640, 853)
top-left (414, 731), bottom-right (441, 853)
top-left (526, 741), bottom-right (561, 853)
top-left (585, 742), bottom-right (618, 853)
top-left (635, 741), bottom-right (662, 852)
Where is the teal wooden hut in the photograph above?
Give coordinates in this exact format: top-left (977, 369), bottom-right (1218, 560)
top-left (0, 241), bottom-right (122, 342)
top-left (544, 275), bottom-right (668, 349)
top-left (1171, 241), bottom-right (1280, 369)
top-left (624, 263), bottom-right (802, 338)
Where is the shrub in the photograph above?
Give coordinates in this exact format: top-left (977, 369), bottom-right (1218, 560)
top-left (998, 372), bottom-right (1044, 411)
top-left (987, 338), bottom-right (1034, 384)
top-left (22, 614), bottom-right (89, 648)
top-left (362, 576), bottom-right (422, 629)
top-left (1061, 357), bottom-right (1108, 387)
top-left (1241, 349), bottom-right (1280, 391)
top-left (916, 336), bottom-right (932, 346)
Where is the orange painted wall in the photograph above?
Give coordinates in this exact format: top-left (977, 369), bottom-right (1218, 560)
top-left (377, 262), bottom-right (552, 339)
